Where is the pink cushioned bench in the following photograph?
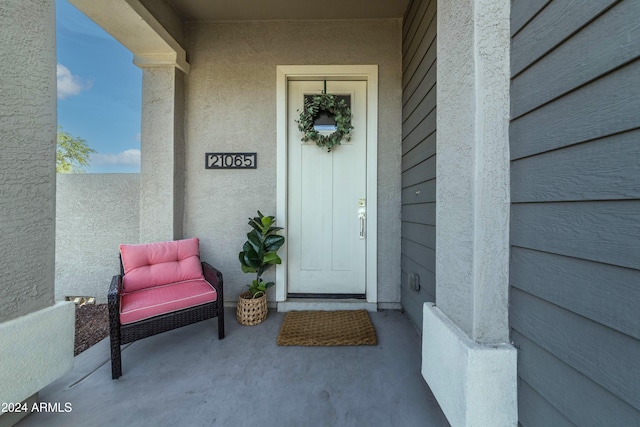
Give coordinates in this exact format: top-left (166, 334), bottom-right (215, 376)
top-left (108, 238), bottom-right (224, 379)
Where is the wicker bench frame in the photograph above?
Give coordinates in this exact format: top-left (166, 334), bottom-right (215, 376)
top-left (108, 261), bottom-right (225, 379)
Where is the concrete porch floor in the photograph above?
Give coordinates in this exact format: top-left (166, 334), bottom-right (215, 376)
top-left (17, 308), bottom-right (449, 427)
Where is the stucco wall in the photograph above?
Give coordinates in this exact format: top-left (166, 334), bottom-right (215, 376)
top-left (183, 20), bottom-right (402, 303)
top-left (55, 174), bottom-right (140, 302)
top-left (0, 0), bottom-right (57, 323)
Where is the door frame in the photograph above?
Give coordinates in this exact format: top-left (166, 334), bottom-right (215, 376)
top-left (275, 65), bottom-right (378, 304)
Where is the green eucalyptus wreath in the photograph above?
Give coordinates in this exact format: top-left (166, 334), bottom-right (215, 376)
top-left (297, 94), bottom-right (354, 152)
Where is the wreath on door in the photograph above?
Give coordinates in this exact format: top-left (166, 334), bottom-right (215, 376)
top-left (297, 94), bottom-right (354, 152)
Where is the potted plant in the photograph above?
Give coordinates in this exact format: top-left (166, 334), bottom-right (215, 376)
top-left (237, 211), bottom-right (285, 325)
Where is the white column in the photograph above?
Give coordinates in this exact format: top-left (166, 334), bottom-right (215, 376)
top-left (422, 0), bottom-right (517, 425)
top-left (138, 63), bottom-right (185, 243)
top-left (436, 0), bottom-right (511, 344)
top-left (0, 0), bottom-right (74, 417)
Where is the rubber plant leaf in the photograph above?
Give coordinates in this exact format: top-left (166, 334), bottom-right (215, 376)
top-left (261, 216), bottom-right (273, 230)
top-left (263, 282), bottom-right (275, 290)
top-left (242, 248), bottom-right (261, 268)
top-left (241, 263), bottom-right (257, 274)
top-left (264, 235), bottom-right (285, 252)
top-left (263, 252), bottom-right (282, 265)
top-left (266, 226), bottom-right (284, 235)
top-left (247, 229), bottom-right (262, 252)
top-left (248, 219), bottom-right (263, 233)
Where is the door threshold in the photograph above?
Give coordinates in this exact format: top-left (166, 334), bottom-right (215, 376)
top-left (287, 293), bottom-right (365, 300)
top-left (277, 299), bottom-right (377, 313)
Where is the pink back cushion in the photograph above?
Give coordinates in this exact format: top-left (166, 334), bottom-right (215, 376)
top-left (120, 238), bottom-right (204, 292)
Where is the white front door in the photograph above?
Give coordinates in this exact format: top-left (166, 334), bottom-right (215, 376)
top-left (287, 80), bottom-right (367, 295)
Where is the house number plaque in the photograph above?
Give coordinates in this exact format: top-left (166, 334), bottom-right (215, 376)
top-left (206, 152), bottom-right (257, 169)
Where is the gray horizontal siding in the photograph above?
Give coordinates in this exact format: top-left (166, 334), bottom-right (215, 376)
top-left (511, 290), bottom-right (640, 411)
top-left (510, 0), bottom-right (640, 424)
top-left (511, 129), bottom-right (640, 202)
top-left (402, 202), bottom-right (435, 226)
top-left (513, 330), bottom-right (640, 426)
top-left (517, 379), bottom-right (573, 427)
top-left (401, 156), bottom-right (435, 188)
top-left (510, 0), bottom-right (550, 37)
top-left (401, 0), bottom-right (437, 331)
top-left (402, 0), bottom-right (437, 88)
top-left (402, 108), bottom-right (436, 155)
top-left (402, 0), bottom-right (436, 71)
top-left (402, 254), bottom-right (435, 297)
top-left (511, 248), bottom-right (640, 340)
top-left (402, 133), bottom-right (436, 172)
top-left (401, 222), bottom-right (435, 250)
top-left (511, 0), bottom-right (618, 76)
top-left (402, 238), bottom-right (436, 274)
top-left (401, 180), bottom-right (435, 205)
top-left (402, 84), bottom-right (436, 138)
top-left (510, 59), bottom-right (640, 160)
top-left (402, 0), bottom-right (422, 43)
top-left (511, 201), bottom-right (640, 270)
top-left (402, 52), bottom-right (436, 113)
top-left (512, 1), bottom-right (640, 118)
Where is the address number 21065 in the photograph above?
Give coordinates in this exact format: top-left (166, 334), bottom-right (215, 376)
top-left (205, 153), bottom-right (257, 169)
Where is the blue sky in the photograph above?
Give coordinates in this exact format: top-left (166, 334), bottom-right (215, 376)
top-left (56, 0), bottom-right (141, 173)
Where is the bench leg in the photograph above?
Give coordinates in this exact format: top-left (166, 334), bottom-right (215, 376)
top-left (218, 309), bottom-right (225, 340)
top-left (110, 331), bottom-right (122, 379)
top-left (109, 319), bottom-right (122, 379)
top-left (110, 336), bottom-right (122, 379)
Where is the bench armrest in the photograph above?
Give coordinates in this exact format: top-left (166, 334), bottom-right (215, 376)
top-left (108, 275), bottom-right (122, 323)
top-left (202, 262), bottom-right (224, 305)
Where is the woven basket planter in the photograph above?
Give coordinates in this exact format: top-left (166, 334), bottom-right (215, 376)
top-left (236, 291), bottom-right (267, 325)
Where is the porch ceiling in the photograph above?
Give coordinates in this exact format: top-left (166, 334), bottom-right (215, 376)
top-left (165, 0), bottom-right (410, 21)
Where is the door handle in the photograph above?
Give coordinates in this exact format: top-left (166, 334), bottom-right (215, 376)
top-left (358, 209), bottom-right (366, 239)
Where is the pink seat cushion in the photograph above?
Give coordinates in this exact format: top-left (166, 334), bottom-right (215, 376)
top-left (120, 238), bottom-right (204, 292)
top-left (120, 279), bottom-right (217, 325)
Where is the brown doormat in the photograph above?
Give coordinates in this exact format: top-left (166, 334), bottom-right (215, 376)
top-left (277, 310), bottom-right (377, 346)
